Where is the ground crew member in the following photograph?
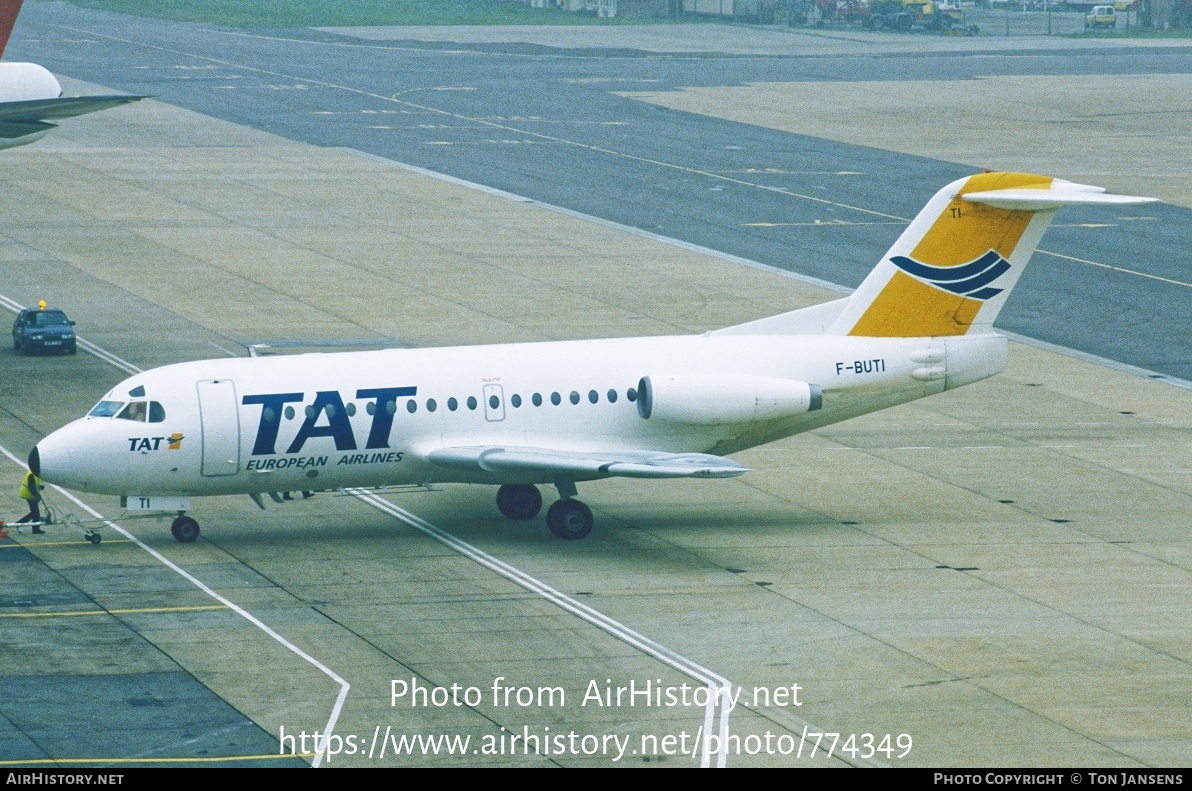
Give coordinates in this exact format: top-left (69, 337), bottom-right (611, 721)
top-left (17, 469), bottom-right (44, 533)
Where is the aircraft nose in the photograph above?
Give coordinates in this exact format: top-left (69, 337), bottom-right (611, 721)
top-left (33, 430), bottom-right (74, 487)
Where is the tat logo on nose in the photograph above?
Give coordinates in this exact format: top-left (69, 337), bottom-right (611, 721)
top-left (127, 435), bottom-right (182, 452)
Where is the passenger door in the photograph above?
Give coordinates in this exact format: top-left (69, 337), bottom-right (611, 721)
top-left (197, 380), bottom-right (240, 476)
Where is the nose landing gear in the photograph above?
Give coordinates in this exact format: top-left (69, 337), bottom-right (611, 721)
top-left (170, 514), bottom-right (200, 543)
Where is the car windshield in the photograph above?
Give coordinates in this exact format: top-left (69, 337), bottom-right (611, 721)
top-left (32, 311), bottom-right (69, 327)
top-left (88, 400), bottom-right (125, 418)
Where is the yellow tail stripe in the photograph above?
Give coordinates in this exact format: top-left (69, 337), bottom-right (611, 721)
top-left (849, 271), bottom-right (982, 337)
top-left (910, 173), bottom-right (1052, 266)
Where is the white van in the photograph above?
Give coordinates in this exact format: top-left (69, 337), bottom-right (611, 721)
top-left (1086, 5), bottom-right (1116, 27)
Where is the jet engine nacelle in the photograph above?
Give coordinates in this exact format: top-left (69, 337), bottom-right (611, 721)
top-left (0, 62), bottom-right (61, 103)
top-left (636, 374), bottom-right (822, 425)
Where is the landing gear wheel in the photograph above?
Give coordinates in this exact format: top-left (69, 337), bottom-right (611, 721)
top-left (171, 516), bottom-right (200, 543)
top-left (546, 499), bottom-right (593, 540)
top-left (84, 530), bottom-right (101, 545)
top-left (497, 484), bottom-right (543, 520)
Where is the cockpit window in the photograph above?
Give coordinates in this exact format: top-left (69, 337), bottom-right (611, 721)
top-left (88, 400), bottom-right (125, 418)
top-left (149, 402), bottom-right (166, 423)
top-left (116, 401), bottom-right (149, 422)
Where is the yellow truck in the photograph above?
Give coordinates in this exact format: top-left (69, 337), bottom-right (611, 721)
top-left (867, 0), bottom-right (962, 30)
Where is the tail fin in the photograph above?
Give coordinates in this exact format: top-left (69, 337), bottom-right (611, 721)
top-left (0, 0), bottom-right (23, 60)
top-left (828, 171), bottom-right (1157, 338)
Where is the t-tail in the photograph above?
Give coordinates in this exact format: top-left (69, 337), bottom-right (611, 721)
top-left (827, 171), bottom-right (1157, 338)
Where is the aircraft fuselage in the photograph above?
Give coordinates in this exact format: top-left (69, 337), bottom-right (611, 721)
top-left (36, 332), bottom-right (1006, 498)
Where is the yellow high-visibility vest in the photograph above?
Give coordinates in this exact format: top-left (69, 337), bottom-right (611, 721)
top-left (18, 471), bottom-right (40, 501)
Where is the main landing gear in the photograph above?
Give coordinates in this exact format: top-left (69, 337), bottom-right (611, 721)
top-left (546, 499), bottom-right (593, 540)
top-left (496, 484), bottom-right (542, 521)
top-left (171, 514), bottom-right (200, 543)
top-left (495, 482), bottom-right (594, 540)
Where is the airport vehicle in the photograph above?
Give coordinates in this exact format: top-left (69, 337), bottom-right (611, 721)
top-left (12, 304), bottom-right (76, 355)
top-left (867, 0), bottom-right (962, 30)
top-left (1085, 4), bottom-right (1116, 26)
top-left (814, 0), bottom-right (963, 30)
top-left (29, 172), bottom-right (1155, 543)
top-left (0, 0), bottom-right (142, 150)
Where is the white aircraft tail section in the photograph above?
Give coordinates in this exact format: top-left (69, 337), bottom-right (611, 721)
top-left (715, 172), bottom-right (1156, 339)
top-left (827, 171), bottom-right (1157, 338)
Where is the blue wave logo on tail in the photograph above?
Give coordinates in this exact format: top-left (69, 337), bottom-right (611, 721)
top-left (890, 250), bottom-right (1011, 300)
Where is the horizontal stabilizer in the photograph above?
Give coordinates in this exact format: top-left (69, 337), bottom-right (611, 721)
top-left (963, 185), bottom-right (1158, 211)
top-left (826, 172), bottom-right (1161, 338)
top-left (428, 446), bottom-right (750, 479)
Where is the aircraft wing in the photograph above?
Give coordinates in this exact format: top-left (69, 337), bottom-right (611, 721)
top-left (427, 446), bottom-right (750, 479)
top-left (0, 94), bottom-right (143, 123)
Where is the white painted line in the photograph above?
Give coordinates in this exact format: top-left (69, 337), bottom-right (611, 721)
top-left (0, 321), bottom-right (350, 768)
top-left (348, 489), bottom-right (738, 767)
top-left (2, 288), bottom-right (755, 767)
top-left (1037, 249), bottom-right (1192, 289)
top-left (336, 149), bottom-right (1192, 393)
top-left (349, 490), bottom-right (875, 766)
top-left (998, 331), bottom-right (1192, 392)
top-left (338, 148), bottom-right (854, 297)
top-left (0, 442), bottom-right (348, 766)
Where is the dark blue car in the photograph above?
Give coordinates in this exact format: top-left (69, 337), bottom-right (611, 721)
top-left (12, 307), bottom-right (77, 355)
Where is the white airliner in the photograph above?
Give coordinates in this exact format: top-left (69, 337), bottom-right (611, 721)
top-left (0, 0), bottom-right (142, 150)
top-left (31, 172), bottom-right (1155, 542)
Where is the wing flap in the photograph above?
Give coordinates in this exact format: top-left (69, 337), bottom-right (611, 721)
top-left (427, 446), bottom-right (749, 479)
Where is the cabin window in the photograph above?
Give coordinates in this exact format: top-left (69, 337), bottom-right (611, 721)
top-left (116, 402), bottom-right (148, 422)
top-left (550, 392), bottom-right (561, 406)
top-left (607, 389), bottom-right (618, 404)
top-left (325, 404), bottom-right (337, 419)
top-left (285, 406), bottom-right (296, 420)
top-left (304, 405), bottom-right (316, 419)
top-left (588, 390), bottom-right (598, 404)
top-left (385, 400), bottom-right (397, 415)
top-left (627, 388), bottom-right (637, 402)
top-left (511, 394), bottom-right (522, 408)
top-left (467, 396), bottom-right (478, 411)
top-left (427, 399), bottom-right (437, 412)
top-left (346, 403), bottom-right (356, 417)
top-left (407, 400), bottom-right (417, 414)
top-left (448, 397), bottom-right (458, 411)
top-left (489, 394), bottom-right (500, 409)
top-left (532, 393), bottom-right (542, 407)
top-left (569, 391), bottom-right (580, 405)
top-left (261, 407), bottom-right (276, 422)
top-left (88, 400), bottom-right (124, 418)
top-left (149, 402), bottom-right (166, 423)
